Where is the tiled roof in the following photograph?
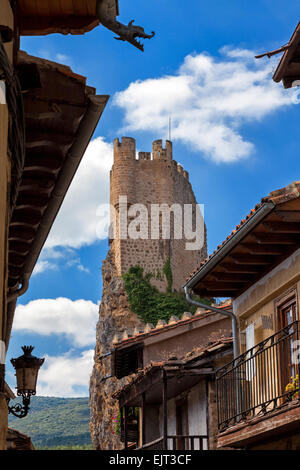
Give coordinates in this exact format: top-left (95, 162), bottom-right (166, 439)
top-left (185, 181), bottom-right (300, 286)
top-left (256, 22), bottom-right (300, 89)
top-left (273, 21), bottom-right (300, 88)
top-left (7, 428), bottom-right (35, 450)
top-left (113, 300), bottom-right (232, 347)
top-left (113, 337), bottom-right (233, 399)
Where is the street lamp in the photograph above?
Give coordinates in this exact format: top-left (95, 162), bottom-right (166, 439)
top-left (8, 346), bottom-right (45, 418)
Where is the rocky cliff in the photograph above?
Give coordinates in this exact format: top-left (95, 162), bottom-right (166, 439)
top-left (89, 250), bottom-right (145, 450)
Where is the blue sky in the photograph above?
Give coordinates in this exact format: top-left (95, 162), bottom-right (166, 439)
top-left (6, 1), bottom-right (300, 397)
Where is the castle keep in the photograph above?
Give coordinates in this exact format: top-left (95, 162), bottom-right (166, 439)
top-left (89, 137), bottom-right (207, 450)
top-left (110, 137), bottom-right (206, 291)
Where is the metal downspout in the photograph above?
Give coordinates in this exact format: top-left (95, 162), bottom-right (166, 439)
top-left (5, 274), bottom-right (30, 351)
top-left (184, 287), bottom-right (241, 421)
top-left (184, 286), bottom-right (239, 359)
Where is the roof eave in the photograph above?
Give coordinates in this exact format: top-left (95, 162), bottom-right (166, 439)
top-left (184, 202), bottom-right (275, 291)
top-left (273, 22), bottom-right (300, 85)
top-left (5, 94), bottom-right (109, 349)
top-left (21, 94), bottom-right (109, 279)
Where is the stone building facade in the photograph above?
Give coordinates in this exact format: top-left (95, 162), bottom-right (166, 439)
top-left (90, 137), bottom-right (207, 449)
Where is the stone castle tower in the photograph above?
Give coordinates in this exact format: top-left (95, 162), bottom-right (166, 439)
top-left (110, 136), bottom-right (206, 291)
top-left (89, 137), bottom-right (207, 449)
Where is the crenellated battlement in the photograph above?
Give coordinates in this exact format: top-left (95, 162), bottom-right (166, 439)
top-left (113, 136), bottom-right (136, 161)
top-left (138, 151), bottom-right (151, 161)
top-left (113, 137), bottom-right (189, 181)
top-left (152, 139), bottom-right (172, 161)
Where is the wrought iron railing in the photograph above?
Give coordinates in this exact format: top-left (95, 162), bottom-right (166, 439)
top-left (121, 424), bottom-right (139, 443)
top-left (137, 437), bottom-right (164, 450)
top-left (137, 435), bottom-right (208, 450)
top-left (216, 320), bottom-right (300, 432)
top-left (166, 435), bottom-right (208, 450)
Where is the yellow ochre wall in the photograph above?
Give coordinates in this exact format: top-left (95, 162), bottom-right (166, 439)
top-left (0, 0), bottom-right (13, 451)
top-left (233, 248), bottom-right (300, 350)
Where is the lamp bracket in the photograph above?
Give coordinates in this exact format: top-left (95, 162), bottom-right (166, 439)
top-left (7, 393), bottom-right (33, 419)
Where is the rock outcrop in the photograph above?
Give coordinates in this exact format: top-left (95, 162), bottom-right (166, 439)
top-left (89, 251), bottom-right (145, 450)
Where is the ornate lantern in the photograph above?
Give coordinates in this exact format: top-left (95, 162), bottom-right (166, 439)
top-left (8, 346), bottom-right (45, 418)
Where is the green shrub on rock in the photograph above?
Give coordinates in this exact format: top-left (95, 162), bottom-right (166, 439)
top-left (122, 265), bottom-right (210, 325)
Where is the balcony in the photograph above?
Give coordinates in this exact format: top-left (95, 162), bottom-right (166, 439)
top-left (216, 321), bottom-right (300, 448)
top-left (137, 435), bottom-right (208, 450)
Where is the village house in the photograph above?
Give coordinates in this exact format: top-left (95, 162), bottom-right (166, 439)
top-left (0, 0), bottom-right (154, 451)
top-left (110, 304), bottom-right (233, 450)
top-left (184, 181), bottom-right (300, 450)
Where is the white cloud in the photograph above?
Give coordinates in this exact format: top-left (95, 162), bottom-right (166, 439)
top-left (45, 136), bottom-right (113, 249)
top-left (37, 49), bottom-right (72, 66)
top-left (32, 260), bottom-right (58, 276)
top-left (14, 298), bottom-right (98, 347)
top-left (37, 349), bottom-right (94, 397)
top-left (114, 48), bottom-right (299, 163)
top-left (66, 257), bottom-right (90, 274)
top-left (55, 53), bottom-right (70, 63)
top-left (33, 247), bottom-right (90, 277)
top-left (77, 264), bottom-right (90, 274)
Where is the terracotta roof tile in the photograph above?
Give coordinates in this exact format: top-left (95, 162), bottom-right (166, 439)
top-left (113, 337), bottom-right (233, 399)
top-left (113, 302), bottom-right (232, 347)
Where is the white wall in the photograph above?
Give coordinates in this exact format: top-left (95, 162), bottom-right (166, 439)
top-left (158, 380), bottom-right (208, 450)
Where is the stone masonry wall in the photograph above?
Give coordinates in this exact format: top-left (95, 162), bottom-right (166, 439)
top-left (110, 137), bottom-right (206, 291)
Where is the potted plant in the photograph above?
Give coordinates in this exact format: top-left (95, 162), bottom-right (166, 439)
top-left (285, 374), bottom-right (299, 399)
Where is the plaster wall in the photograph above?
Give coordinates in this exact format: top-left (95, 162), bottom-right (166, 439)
top-left (0, 0), bottom-right (13, 451)
top-left (158, 381), bottom-right (208, 450)
top-left (0, 0), bottom-right (13, 62)
top-left (230, 250), bottom-right (300, 424)
top-left (144, 405), bottom-right (160, 443)
top-left (233, 248), bottom-right (300, 348)
top-left (143, 315), bottom-right (231, 365)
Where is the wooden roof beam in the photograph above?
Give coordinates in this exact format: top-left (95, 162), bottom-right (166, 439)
top-left (255, 44), bottom-right (290, 59)
top-left (198, 282), bottom-right (245, 290)
top-left (263, 221), bottom-right (300, 233)
top-left (275, 210), bottom-right (300, 222)
top-left (210, 272), bottom-right (256, 282)
top-left (241, 243), bottom-right (284, 255)
top-left (228, 254), bottom-right (272, 265)
top-left (19, 15), bottom-right (98, 36)
top-left (194, 289), bottom-right (238, 298)
top-left (252, 232), bottom-right (300, 244)
top-left (283, 77), bottom-right (300, 88)
top-left (220, 263), bottom-right (260, 274)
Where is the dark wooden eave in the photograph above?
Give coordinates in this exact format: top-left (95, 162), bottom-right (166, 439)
top-left (8, 51), bottom-right (109, 290)
top-left (17, 0), bottom-right (119, 36)
top-left (273, 21), bottom-right (300, 88)
top-left (116, 340), bottom-right (232, 407)
top-left (118, 367), bottom-right (209, 408)
top-left (185, 183), bottom-right (300, 299)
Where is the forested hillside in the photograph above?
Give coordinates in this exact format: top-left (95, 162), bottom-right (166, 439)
top-left (8, 396), bottom-right (92, 449)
